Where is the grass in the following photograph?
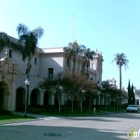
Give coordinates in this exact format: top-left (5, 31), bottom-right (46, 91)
top-left (0, 115), bottom-right (36, 124)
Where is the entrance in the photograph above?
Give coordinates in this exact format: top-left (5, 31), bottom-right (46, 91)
top-left (0, 81), bottom-right (10, 110)
top-left (0, 83), bottom-right (4, 110)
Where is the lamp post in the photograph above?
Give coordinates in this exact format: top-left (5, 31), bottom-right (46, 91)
top-left (59, 85), bottom-right (63, 114)
top-left (24, 79), bottom-right (30, 118)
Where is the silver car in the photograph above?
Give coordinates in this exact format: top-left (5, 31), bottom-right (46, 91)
top-left (127, 105), bottom-right (138, 113)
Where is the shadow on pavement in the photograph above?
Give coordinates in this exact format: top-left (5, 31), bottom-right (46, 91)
top-left (0, 124), bottom-right (127, 140)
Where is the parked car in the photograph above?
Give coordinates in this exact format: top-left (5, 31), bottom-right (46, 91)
top-left (126, 105), bottom-right (138, 113)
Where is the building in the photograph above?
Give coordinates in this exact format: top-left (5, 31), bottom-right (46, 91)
top-left (108, 78), bottom-right (116, 88)
top-left (0, 37), bottom-right (103, 111)
top-left (134, 89), bottom-right (140, 106)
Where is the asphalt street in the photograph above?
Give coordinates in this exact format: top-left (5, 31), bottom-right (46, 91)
top-left (0, 111), bottom-right (140, 140)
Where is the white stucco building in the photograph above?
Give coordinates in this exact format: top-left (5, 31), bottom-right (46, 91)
top-left (134, 89), bottom-right (140, 106)
top-left (0, 37), bottom-right (103, 111)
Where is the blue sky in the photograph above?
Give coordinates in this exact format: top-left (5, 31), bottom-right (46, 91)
top-left (0, 0), bottom-right (140, 89)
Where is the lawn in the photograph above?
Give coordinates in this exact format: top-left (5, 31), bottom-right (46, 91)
top-left (0, 115), bottom-right (36, 124)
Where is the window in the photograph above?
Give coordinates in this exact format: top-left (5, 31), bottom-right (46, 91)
top-left (34, 58), bottom-right (37, 65)
top-left (48, 68), bottom-right (53, 79)
top-left (9, 50), bottom-right (12, 58)
top-left (91, 63), bottom-right (96, 70)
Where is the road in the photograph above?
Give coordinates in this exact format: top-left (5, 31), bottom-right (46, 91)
top-left (0, 111), bottom-right (140, 140)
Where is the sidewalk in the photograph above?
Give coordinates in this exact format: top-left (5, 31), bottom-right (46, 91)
top-left (12, 111), bottom-right (56, 120)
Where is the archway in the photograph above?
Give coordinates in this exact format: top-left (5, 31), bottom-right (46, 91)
top-left (54, 96), bottom-right (58, 107)
top-left (0, 83), bottom-right (4, 110)
top-left (30, 88), bottom-right (40, 106)
top-left (44, 90), bottom-right (49, 106)
top-left (0, 81), bottom-right (10, 110)
top-left (16, 87), bottom-right (25, 111)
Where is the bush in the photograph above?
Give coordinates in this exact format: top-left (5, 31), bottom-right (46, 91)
top-left (27, 107), bottom-right (46, 114)
top-left (15, 106), bottom-right (25, 112)
top-left (0, 109), bottom-right (13, 115)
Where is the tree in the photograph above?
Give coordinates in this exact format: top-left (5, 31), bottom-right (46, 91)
top-left (63, 41), bottom-right (85, 74)
top-left (62, 72), bottom-right (97, 113)
top-left (62, 72), bottom-right (82, 113)
top-left (127, 80), bottom-right (135, 105)
top-left (101, 80), bottom-right (126, 110)
top-left (38, 72), bottom-right (63, 114)
top-left (101, 80), bottom-right (112, 110)
top-left (112, 53), bottom-right (129, 90)
top-left (0, 32), bottom-right (21, 53)
top-left (17, 23), bottom-right (44, 108)
top-left (84, 84), bottom-right (98, 112)
top-left (82, 47), bottom-right (95, 76)
top-left (127, 80), bottom-right (131, 104)
top-left (76, 74), bottom-right (97, 112)
top-left (131, 84), bottom-right (135, 104)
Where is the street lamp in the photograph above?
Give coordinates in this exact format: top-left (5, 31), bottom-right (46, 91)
top-left (24, 79), bottom-right (30, 118)
top-left (59, 85), bottom-right (63, 114)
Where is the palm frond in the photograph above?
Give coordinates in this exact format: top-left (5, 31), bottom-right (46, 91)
top-left (112, 53), bottom-right (129, 70)
top-left (17, 23), bottom-right (28, 36)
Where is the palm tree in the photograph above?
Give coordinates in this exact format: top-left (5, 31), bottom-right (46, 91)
top-left (0, 32), bottom-right (20, 53)
top-left (64, 41), bottom-right (84, 73)
top-left (0, 32), bottom-right (10, 52)
top-left (112, 53), bottom-right (129, 90)
top-left (83, 48), bottom-right (95, 76)
top-left (17, 23), bottom-right (44, 80)
top-left (17, 23), bottom-right (44, 109)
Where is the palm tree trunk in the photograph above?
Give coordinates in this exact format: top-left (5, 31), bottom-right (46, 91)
top-left (119, 65), bottom-right (122, 91)
top-left (87, 60), bottom-right (89, 76)
top-left (73, 56), bottom-right (75, 73)
top-left (26, 58), bottom-right (32, 106)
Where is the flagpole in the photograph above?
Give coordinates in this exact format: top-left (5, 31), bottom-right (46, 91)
top-left (72, 13), bottom-right (74, 42)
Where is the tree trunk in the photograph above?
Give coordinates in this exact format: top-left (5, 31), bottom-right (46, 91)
top-left (105, 96), bottom-right (108, 110)
top-left (73, 56), bottom-right (75, 73)
top-left (26, 59), bottom-right (32, 107)
top-left (58, 99), bottom-right (61, 114)
top-left (80, 100), bottom-right (83, 112)
top-left (119, 65), bottom-right (122, 91)
top-left (71, 99), bottom-right (74, 113)
top-left (86, 60), bottom-right (89, 76)
top-left (89, 99), bottom-right (92, 112)
top-left (114, 101), bottom-right (115, 110)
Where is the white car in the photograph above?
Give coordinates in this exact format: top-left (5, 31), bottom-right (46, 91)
top-left (127, 105), bottom-right (138, 113)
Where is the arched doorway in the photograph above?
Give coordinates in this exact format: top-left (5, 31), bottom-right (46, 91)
top-left (44, 91), bottom-right (49, 106)
top-left (16, 87), bottom-right (25, 111)
top-left (30, 88), bottom-right (40, 106)
top-left (0, 81), bottom-right (10, 110)
top-left (0, 82), bottom-right (4, 110)
top-left (54, 96), bottom-right (58, 107)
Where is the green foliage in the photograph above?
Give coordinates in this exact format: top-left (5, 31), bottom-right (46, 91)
top-left (17, 23), bottom-right (44, 59)
top-left (112, 53), bottom-right (129, 90)
top-left (127, 80), bottom-right (135, 105)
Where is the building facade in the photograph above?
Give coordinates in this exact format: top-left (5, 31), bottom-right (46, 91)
top-left (0, 38), bottom-right (103, 111)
